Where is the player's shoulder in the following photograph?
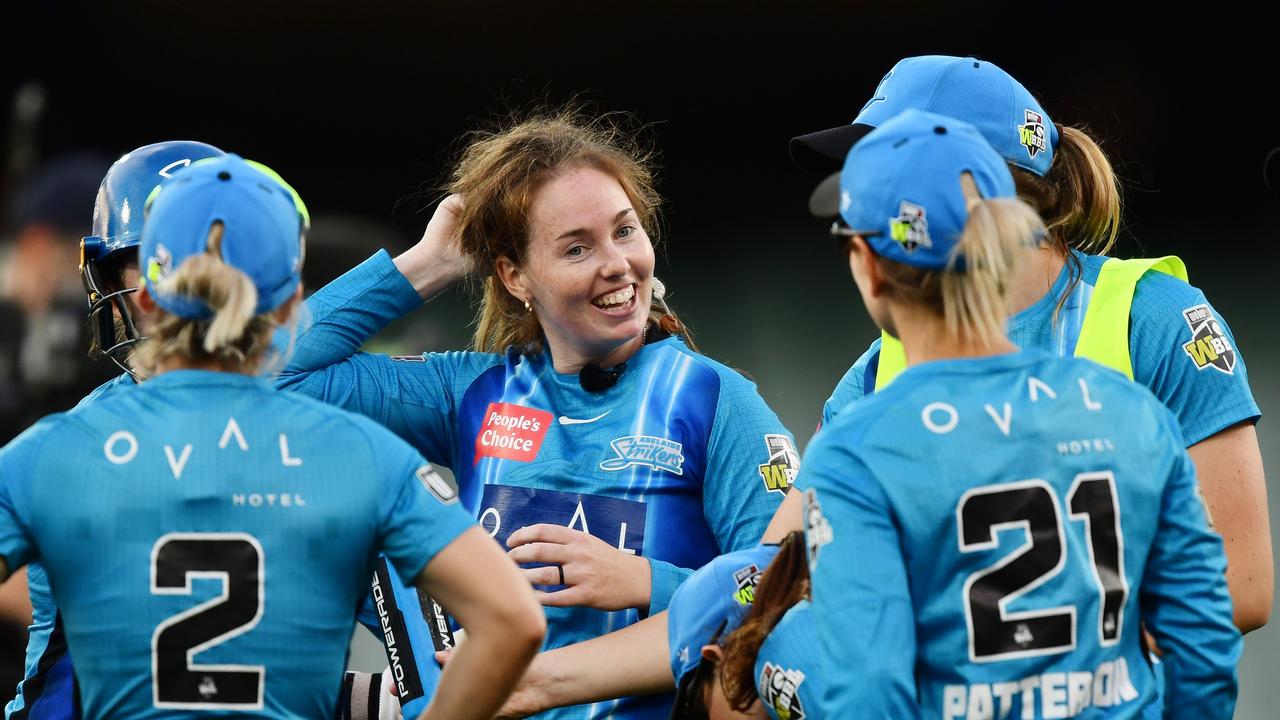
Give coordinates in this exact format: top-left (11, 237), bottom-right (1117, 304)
top-left (0, 412), bottom-right (82, 472)
top-left (413, 348), bottom-right (505, 376)
top-left (73, 372), bottom-right (137, 409)
top-left (824, 336), bottom-right (882, 421)
top-left (1082, 251), bottom-right (1208, 319)
top-left (272, 387), bottom-right (417, 455)
top-left (657, 336), bottom-right (740, 388)
top-left (1035, 353), bottom-right (1175, 429)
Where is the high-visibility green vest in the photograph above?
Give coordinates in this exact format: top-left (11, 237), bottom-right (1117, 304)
top-left (873, 256), bottom-right (1189, 391)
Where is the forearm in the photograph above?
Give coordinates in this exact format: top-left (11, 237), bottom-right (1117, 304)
top-left (519, 613), bottom-right (673, 713)
top-left (394, 246), bottom-right (466, 302)
top-left (761, 487), bottom-right (804, 543)
top-left (1187, 423), bottom-right (1272, 632)
top-left (417, 625), bottom-right (539, 720)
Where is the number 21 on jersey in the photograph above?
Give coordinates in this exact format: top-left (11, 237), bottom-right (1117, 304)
top-left (957, 471), bottom-right (1127, 663)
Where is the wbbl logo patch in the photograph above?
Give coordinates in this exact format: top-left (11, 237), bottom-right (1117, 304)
top-left (732, 563), bottom-right (763, 607)
top-left (1019, 109), bottom-right (1048, 159)
top-left (1181, 304), bottom-right (1236, 375)
top-left (759, 662), bottom-right (806, 720)
top-left (889, 201), bottom-right (931, 252)
top-left (758, 434), bottom-right (800, 495)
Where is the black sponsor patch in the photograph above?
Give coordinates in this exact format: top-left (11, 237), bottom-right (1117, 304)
top-left (371, 560), bottom-right (425, 704)
top-left (418, 590), bottom-right (457, 653)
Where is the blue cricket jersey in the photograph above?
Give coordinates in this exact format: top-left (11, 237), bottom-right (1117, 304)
top-left (277, 251), bottom-right (792, 719)
top-left (754, 600), bottom-right (820, 720)
top-left (821, 251), bottom-right (1260, 447)
top-left (0, 370), bottom-right (475, 719)
top-left (800, 350), bottom-right (1240, 718)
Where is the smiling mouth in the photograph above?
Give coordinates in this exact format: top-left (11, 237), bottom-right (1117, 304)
top-left (592, 285), bottom-right (636, 312)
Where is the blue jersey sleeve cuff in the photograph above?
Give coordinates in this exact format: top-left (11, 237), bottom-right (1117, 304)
top-left (354, 249), bottom-right (425, 318)
top-left (647, 559), bottom-right (693, 617)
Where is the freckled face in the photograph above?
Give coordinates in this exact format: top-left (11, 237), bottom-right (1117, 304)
top-left (518, 164), bottom-right (654, 368)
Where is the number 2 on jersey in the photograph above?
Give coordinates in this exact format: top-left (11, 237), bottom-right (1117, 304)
top-left (150, 533), bottom-right (265, 709)
top-left (957, 471), bottom-right (1127, 663)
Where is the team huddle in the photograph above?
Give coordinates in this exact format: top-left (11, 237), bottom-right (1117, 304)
top-left (0, 55), bottom-right (1265, 720)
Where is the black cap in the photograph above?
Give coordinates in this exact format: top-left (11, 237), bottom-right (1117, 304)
top-left (789, 123), bottom-right (875, 173)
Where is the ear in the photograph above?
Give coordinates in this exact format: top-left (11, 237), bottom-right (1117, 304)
top-left (272, 284), bottom-right (305, 323)
top-left (495, 256), bottom-right (529, 305)
top-left (135, 283), bottom-right (158, 314)
top-left (699, 644), bottom-right (724, 663)
top-left (846, 236), bottom-right (888, 298)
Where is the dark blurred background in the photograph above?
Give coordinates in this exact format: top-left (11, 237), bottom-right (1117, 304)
top-left (2, 1), bottom-right (1279, 714)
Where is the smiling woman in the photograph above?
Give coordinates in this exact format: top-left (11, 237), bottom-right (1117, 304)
top-left (277, 109), bottom-right (794, 719)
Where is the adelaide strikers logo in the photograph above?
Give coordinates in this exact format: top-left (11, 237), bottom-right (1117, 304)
top-left (599, 436), bottom-right (685, 475)
top-left (1181, 304), bottom-right (1236, 375)
top-left (758, 434), bottom-right (800, 495)
top-left (759, 662), bottom-right (806, 720)
top-left (889, 201), bottom-right (931, 252)
top-left (1019, 109), bottom-right (1048, 160)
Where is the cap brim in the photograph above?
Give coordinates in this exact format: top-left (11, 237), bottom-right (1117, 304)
top-left (789, 123), bottom-right (874, 173)
top-left (808, 172), bottom-right (842, 218)
top-left (668, 668), bottom-right (704, 720)
top-left (1265, 147), bottom-right (1280, 195)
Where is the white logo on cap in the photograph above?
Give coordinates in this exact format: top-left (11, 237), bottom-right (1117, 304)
top-left (840, 191), bottom-right (851, 213)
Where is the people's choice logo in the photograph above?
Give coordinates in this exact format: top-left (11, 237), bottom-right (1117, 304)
top-left (475, 403), bottom-right (552, 464)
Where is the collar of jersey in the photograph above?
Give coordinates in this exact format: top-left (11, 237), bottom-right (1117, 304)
top-left (891, 347), bottom-right (1053, 386)
top-left (540, 335), bottom-right (681, 391)
top-left (143, 368), bottom-right (274, 390)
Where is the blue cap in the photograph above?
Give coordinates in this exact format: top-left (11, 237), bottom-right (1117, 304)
top-left (668, 544), bottom-right (780, 687)
top-left (792, 55), bottom-right (1058, 178)
top-left (141, 154), bottom-right (305, 318)
top-left (814, 109), bottom-right (1018, 271)
top-left (755, 601), bottom-right (820, 720)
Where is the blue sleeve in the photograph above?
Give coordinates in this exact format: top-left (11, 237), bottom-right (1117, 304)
top-left (360, 420), bottom-right (477, 585)
top-left (648, 561), bottom-right (693, 617)
top-left (276, 251), bottom-right (496, 467)
top-left (0, 420), bottom-right (56, 572)
top-left (1129, 275), bottom-right (1259, 446)
top-left (801, 438), bottom-right (917, 717)
top-left (820, 337), bottom-right (880, 429)
top-left (1140, 411), bottom-right (1241, 718)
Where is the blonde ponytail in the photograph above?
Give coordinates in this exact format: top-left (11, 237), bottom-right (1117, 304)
top-left (133, 222), bottom-right (283, 375)
top-left (938, 197), bottom-right (1045, 344)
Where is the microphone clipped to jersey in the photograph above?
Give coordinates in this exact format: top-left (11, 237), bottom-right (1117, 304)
top-left (578, 323), bottom-right (670, 393)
